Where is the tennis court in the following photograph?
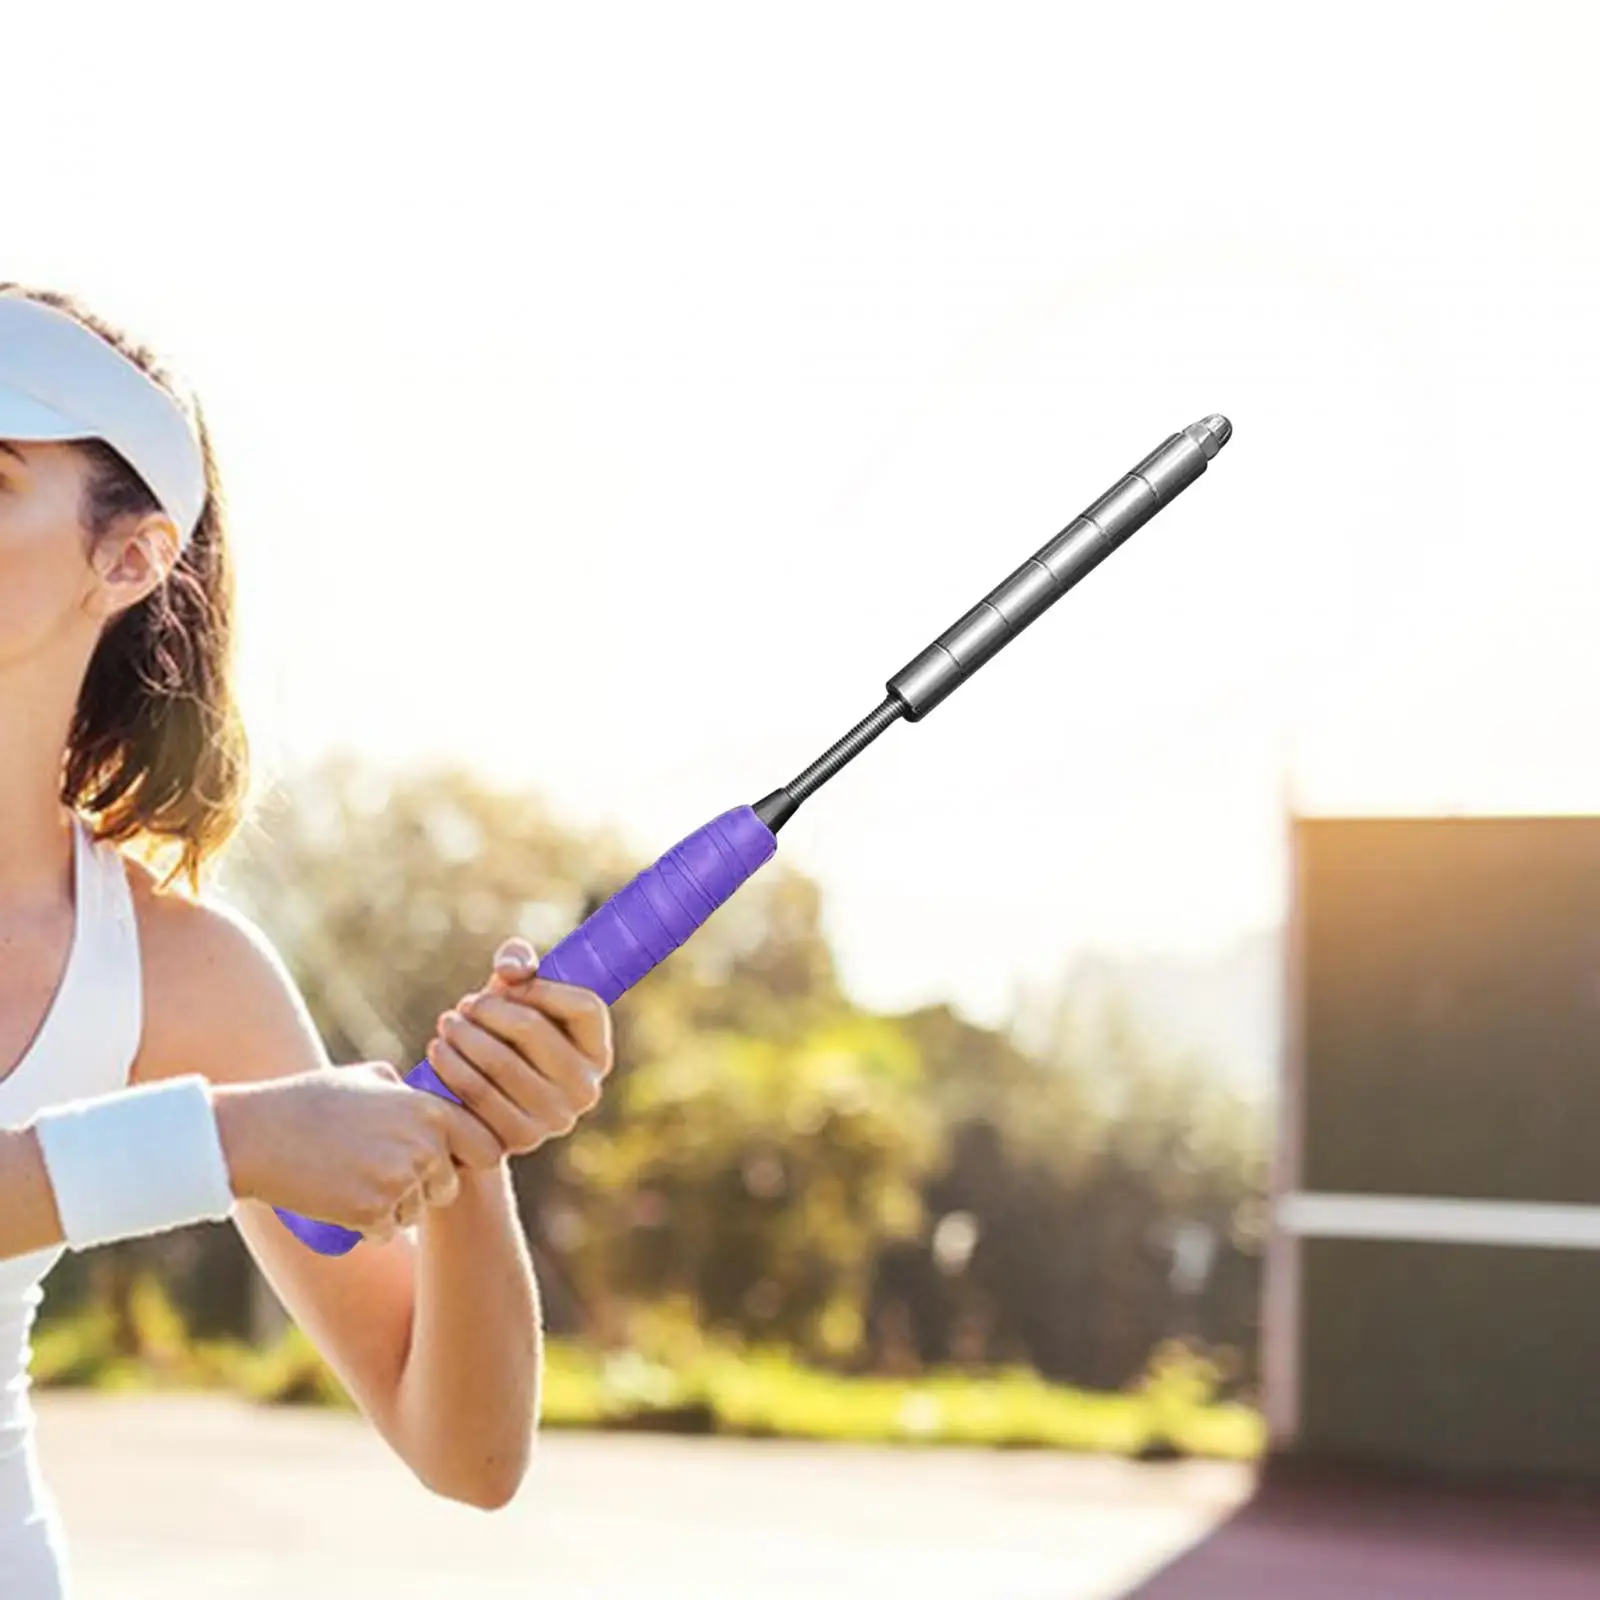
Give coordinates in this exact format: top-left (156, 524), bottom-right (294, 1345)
top-left (37, 1391), bottom-right (1600, 1596)
top-left (32, 1390), bottom-right (1249, 1598)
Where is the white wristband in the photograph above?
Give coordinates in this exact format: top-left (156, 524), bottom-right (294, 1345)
top-left (32, 1074), bottom-right (237, 1249)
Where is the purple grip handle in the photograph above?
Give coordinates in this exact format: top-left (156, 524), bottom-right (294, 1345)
top-left (274, 806), bottom-right (777, 1255)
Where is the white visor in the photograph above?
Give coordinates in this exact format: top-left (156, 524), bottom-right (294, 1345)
top-left (0, 293), bottom-right (205, 545)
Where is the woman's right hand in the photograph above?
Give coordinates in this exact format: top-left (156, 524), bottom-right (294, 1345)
top-left (210, 1063), bottom-right (504, 1243)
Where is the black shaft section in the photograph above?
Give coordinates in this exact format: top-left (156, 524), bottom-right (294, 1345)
top-left (753, 696), bottom-right (904, 833)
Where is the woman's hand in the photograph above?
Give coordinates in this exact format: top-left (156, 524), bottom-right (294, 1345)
top-left (424, 937), bottom-right (614, 1164)
top-left (212, 1062), bottom-right (504, 1242)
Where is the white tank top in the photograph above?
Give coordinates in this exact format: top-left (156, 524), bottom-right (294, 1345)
top-left (0, 813), bottom-right (142, 1597)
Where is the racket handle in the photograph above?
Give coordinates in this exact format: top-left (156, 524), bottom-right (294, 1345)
top-left (274, 805), bottom-right (778, 1255)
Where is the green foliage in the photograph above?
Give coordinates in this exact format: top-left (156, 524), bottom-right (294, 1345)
top-left (229, 1322), bottom-right (360, 1409)
top-left (30, 1277), bottom-right (1260, 1459)
top-left (32, 1270), bottom-right (210, 1392)
top-left (30, 1272), bottom-right (356, 1409)
top-left (30, 1302), bottom-right (122, 1390)
top-left (561, 1010), bottom-right (941, 1361)
top-left (536, 1336), bottom-right (1264, 1457)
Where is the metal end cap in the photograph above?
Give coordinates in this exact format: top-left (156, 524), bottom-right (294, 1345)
top-left (1184, 414), bottom-right (1232, 459)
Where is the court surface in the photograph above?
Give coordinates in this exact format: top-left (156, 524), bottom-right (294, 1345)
top-left (32, 1391), bottom-right (1248, 1598)
top-left (1128, 1468), bottom-right (1600, 1599)
top-left (33, 1392), bottom-right (1599, 1597)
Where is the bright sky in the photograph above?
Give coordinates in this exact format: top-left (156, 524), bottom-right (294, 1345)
top-left (7, 2), bottom-right (1600, 1029)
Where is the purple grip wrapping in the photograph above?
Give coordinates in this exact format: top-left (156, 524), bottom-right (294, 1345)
top-left (275, 806), bottom-right (777, 1254)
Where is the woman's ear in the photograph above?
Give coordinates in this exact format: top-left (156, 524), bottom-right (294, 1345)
top-left (85, 513), bottom-right (182, 621)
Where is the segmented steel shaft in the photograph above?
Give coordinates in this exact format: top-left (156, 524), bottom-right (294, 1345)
top-left (754, 414), bottom-right (1232, 832)
top-left (886, 415), bottom-right (1231, 721)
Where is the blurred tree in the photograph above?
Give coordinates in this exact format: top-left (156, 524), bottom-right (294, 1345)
top-left (868, 978), bottom-right (1266, 1392)
top-left (556, 1009), bottom-right (941, 1364)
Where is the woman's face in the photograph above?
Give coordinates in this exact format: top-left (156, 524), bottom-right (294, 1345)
top-left (0, 438), bottom-right (103, 673)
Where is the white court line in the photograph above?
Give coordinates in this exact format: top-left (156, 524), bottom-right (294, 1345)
top-left (1278, 1192), bottom-right (1600, 1250)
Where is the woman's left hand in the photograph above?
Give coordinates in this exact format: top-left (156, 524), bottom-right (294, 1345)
top-left (425, 937), bottom-right (613, 1165)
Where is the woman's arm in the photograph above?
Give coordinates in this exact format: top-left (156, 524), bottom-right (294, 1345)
top-left (0, 1124), bottom-right (67, 1260)
top-left (0, 1073), bottom-right (488, 1269)
top-left (130, 883), bottom-right (541, 1509)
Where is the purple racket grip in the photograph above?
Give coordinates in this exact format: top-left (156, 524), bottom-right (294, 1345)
top-left (275, 805), bottom-right (778, 1254)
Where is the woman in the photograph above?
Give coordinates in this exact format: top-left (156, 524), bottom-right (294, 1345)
top-left (0, 283), bottom-right (614, 1595)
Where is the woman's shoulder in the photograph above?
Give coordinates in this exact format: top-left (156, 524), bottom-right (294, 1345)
top-left (124, 858), bottom-right (328, 1087)
top-left (125, 857), bottom-right (281, 987)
